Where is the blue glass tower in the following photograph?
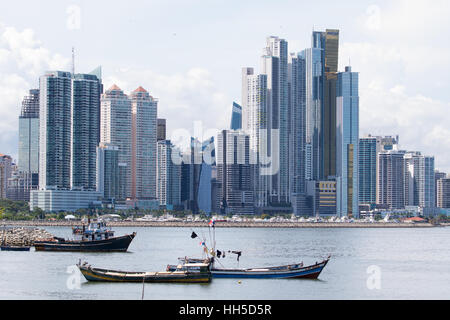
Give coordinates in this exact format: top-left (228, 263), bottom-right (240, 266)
top-left (230, 102), bottom-right (242, 130)
top-left (359, 137), bottom-right (377, 205)
top-left (336, 66), bottom-right (359, 218)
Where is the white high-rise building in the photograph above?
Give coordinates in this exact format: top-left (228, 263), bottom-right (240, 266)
top-left (101, 85), bottom-right (132, 199)
top-left (404, 152), bottom-right (435, 209)
top-left (242, 68), bottom-right (269, 208)
top-left (157, 140), bottom-right (181, 207)
top-left (131, 87), bottom-right (158, 200)
top-left (261, 36), bottom-right (290, 205)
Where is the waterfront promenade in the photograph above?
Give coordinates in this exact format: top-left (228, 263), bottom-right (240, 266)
top-left (1, 220), bottom-right (443, 228)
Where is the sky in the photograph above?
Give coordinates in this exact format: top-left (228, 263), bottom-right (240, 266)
top-left (1, 0), bottom-right (450, 172)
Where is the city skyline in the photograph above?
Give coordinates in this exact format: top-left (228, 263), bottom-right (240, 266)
top-left (0, 1), bottom-right (449, 174)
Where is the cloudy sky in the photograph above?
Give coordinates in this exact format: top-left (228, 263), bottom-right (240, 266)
top-left (1, 0), bottom-right (449, 171)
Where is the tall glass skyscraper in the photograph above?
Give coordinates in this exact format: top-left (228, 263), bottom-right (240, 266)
top-left (71, 73), bottom-right (102, 191)
top-left (230, 102), bottom-right (242, 130)
top-left (303, 46), bottom-right (323, 182)
top-left (377, 151), bottom-right (406, 209)
top-left (262, 36), bottom-right (290, 205)
top-left (17, 89), bottom-right (40, 200)
top-left (101, 85), bottom-right (132, 200)
top-left (19, 89), bottom-right (40, 174)
top-left (131, 87), bottom-right (158, 200)
top-left (404, 152), bottom-right (435, 208)
top-left (336, 66), bottom-right (359, 218)
top-left (242, 68), bottom-right (269, 208)
top-left (288, 52), bottom-right (306, 196)
top-left (359, 136), bottom-right (377, 205)
top-left (157, 140), bottom-right (181, 208)
top-left (39, 71), bottom-right (73, 190)
top-left (39, 70), bottom-right (101, 191)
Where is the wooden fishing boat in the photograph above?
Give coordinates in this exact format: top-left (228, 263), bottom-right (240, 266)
top-left (34, 220), bottom-right (136, 252)
top-left (210, 258), bottom-right (330, 279)
top-left (168, 256), bottom-right (330, 279)
top-left (1, 246), bottom-right (31, 252)
top-left (34, 233), bottom-right (136, 252)
top-left (77, 261), bottom-right (212, 283)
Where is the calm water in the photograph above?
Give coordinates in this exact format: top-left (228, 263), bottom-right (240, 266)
top-left (0, 226), bottom-right (449, 300)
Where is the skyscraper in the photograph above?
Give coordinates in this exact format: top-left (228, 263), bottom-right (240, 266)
top-left (303, 46), bottom-right (323, 181)
top-left (157, 140), bottom-right (181, 208)
top-left (0, 155), bottom-right (12, 199)
top-left (71, 73), bottom-right (102, 191)
top-left (336, 66), bottom-right (359, 218)
top-left (39, 71), bottom-right (72, 190)
top-left (131, 87), bottom-right (158, 200)
top-left (216, 130), bottom-right (254, 215)
top-left (262, 36), bottom-right (290, 205)
top-left (359, 136), bottom-right (377, 205)
top-left (230, 102), bottom-right (243, 130)
top-left (19, 89), bottom-right (40, 174)
top-left (288, 52), bottom-right (306, 196)
top-left (322, 29), bottom-right (340, 180)
top-left (101, 85), bottom-right (132, 199)
top-left (17, 89), bottom-right (40, 201)
top-left (241, 68), bottom-right (269, 208)
top-left (435, 170), bottom-right (447, 207)
top-left (96, 143), bottom-right (120, 201)
top-left (404, 152), bottom-right (435, 209)
top-left (377, 151), bottom-right (406, 209)
top-left (437, 177), bottom-right (450, 209)
top-left (157, 119), bottom-right (167, 141)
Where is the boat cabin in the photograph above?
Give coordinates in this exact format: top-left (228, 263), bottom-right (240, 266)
top-left (77, 221), bottom-right (115, 241)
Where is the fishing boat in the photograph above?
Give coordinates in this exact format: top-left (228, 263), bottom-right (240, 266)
top-left (172, 222), bottom-right (331, 280)
top-left (210, 258), bottom-right (329, 279)
top-left (1, 246), bottom-right (31, 252)
top-left (77, 261), bottom-right (212, 283)
top-left (34, 220), bottom-right (136, 252)
top-left (169, 256), bottom-right (330, 279)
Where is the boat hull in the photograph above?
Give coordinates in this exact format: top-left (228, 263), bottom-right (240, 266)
top-left (211, 260), bottom-right (329, 279)
top-left (1, 246), bottom-right (31, 252)
top-left (78, 265), bottom-right (211, 283)
top-left (34, 233), bottom-right (136, 252)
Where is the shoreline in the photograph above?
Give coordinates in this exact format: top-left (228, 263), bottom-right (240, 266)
top-left (1, 220), bottom-right (445, 229)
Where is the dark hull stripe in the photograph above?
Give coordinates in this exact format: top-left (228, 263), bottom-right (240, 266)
top-left (80, 269), bottom-right (211, 283)
top-left (34, 234), bottom-right (135, 252)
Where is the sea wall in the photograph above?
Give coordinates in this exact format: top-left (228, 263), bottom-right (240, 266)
top-left (1, 220), bottom-right (438, 229)
top-left (0, 227), bottom-right (54, 246)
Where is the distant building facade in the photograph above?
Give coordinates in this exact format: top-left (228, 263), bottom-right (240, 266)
top-left (131, 87), bottom-right (158, 200)
top-left (100, 85), bottom-right (132, 200)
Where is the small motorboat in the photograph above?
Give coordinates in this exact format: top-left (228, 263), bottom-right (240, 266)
top-left (77, 261), bottom-right (212, 283)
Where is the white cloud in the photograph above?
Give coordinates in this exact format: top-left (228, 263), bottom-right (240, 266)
top-left (0, 23), bottom-right (70, 160)
top-left (103, 67), bottom-right (231, 151)
top-left (346, 2), bottom-right (450, 172)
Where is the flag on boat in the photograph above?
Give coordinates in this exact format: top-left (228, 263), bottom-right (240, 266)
top-left (191, 232), bottom-right (198, 239)
top-left (209, 219), bottom-right (215, 228)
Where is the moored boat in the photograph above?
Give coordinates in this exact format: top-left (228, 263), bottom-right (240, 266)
top-left (77, 261), bottom-right (212, 283)
top-left (1, 246), bottom-right (31, 252)
top-left (210, 258), bottom-right (329, 279)
top-left (34, 220), bottom-right (136, 252)
top-left (168, 257), bottom-right (330, 279)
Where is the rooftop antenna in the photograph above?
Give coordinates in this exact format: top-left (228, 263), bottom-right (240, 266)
top-left (72, 47), bottom-right (75, 75)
